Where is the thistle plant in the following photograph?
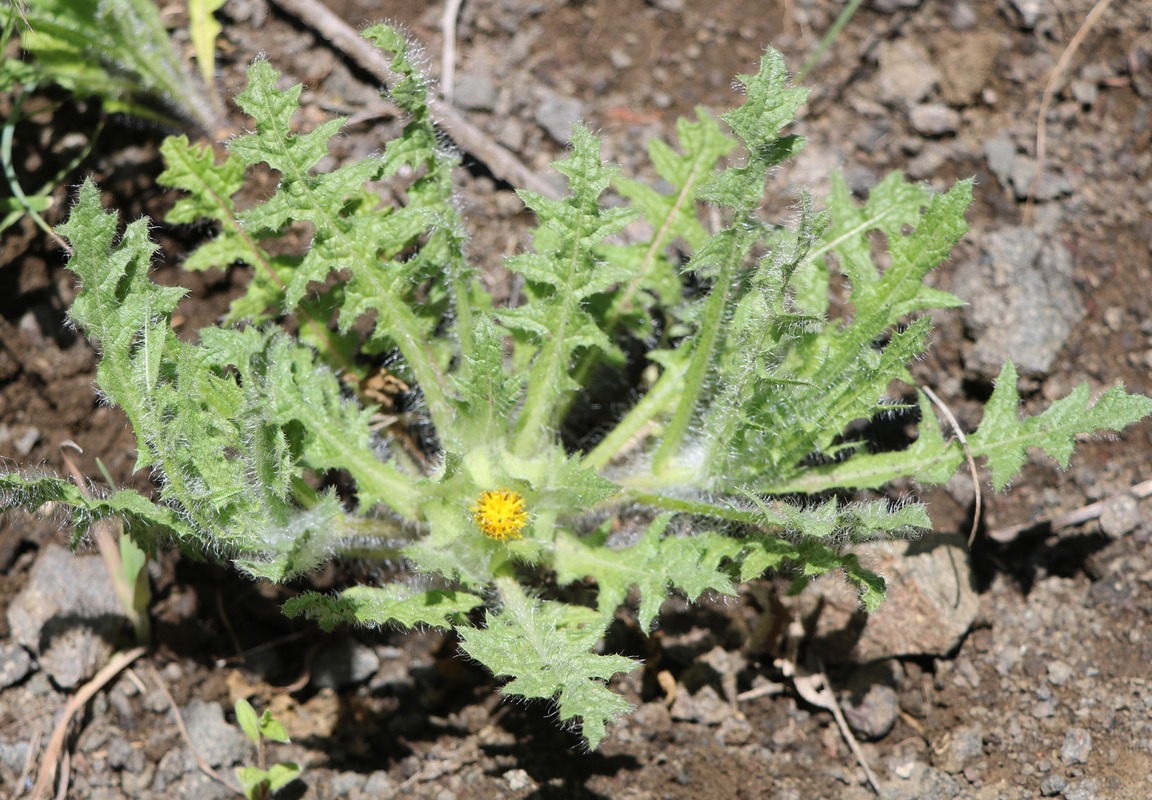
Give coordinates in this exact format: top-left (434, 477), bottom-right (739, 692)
top-left (3, 25), bottom-right (1149, 749)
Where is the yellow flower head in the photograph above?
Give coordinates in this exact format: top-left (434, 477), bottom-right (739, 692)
top-left (471, 488), bottom-right (528, 541)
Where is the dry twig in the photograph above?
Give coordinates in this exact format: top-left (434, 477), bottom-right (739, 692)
top-left (777, 619), bottom-right (883, 796)
top-left (988, 477), bottom-right (1152, 543)
top-left (440, 0), bottom-right (465, 105)
top-left (266, 0), bottom-right (559, 200)
top-left (30, 647), bottom-right (147, 800)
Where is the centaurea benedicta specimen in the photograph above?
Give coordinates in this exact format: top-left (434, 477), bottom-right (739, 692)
top-left (2, 23), bottom-right (1149, 748)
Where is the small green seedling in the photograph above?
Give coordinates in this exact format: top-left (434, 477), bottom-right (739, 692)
top-left (234, 699), bottom-right (301, 800)
top-left (2, 24), bottom-right (1149, 748)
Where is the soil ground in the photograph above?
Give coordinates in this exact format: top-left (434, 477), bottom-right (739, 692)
top-left (3, 0), bottom-right (1152, 798)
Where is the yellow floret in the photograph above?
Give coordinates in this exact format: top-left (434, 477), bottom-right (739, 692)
top-left (471, 489), bottom-right (528, 541)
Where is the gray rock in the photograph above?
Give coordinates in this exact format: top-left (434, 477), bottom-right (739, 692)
top-left (1008, 0), bottom-right (1043, 29)
top-left (884, 761), bottom-right (963, 800)
top-left (1098, 493), bottom-right (1140, 538)
top-left (984, 135), bottom-right (1017, 187)
top-left (670, 684), bottom-right (732, 725)
top-left (151, 747), bottom-right (190, 791)
top-left (351, 770), bottom-right (398, 800)
top-left (106, 737), bottom-right (146, 773)
top-left (120, 761), bottom-right (156, 796)
top-left (934, 723), bottom-right (984, 773)
top-left (168, 770), bottom-right (236, 800)
top-left (1047, 660), bottom-right (1074, 686)
top-left (312, 635), bottom-right (381, 689)
top-left (1059, 727), bottom-right (1092, 765)
top-left (909, 104), bottom-right (961, 136)
top-left (1062, 778), bottom-right (1100, 800)
top-left (7, 544), bottom-right (128, 688)
top-left (948, 1), bottom-right (977, 30)
top-left (183, 699), bottom-right (252, 769)
top-left (646, 0), bottom-right (685, 12)
top-left (503, 768), bottom-right (536, 792)
top-left (454, 72), bottom-right (498, 112)
top-left (793, 533), bottom-right (979, 662)
top-left (840, 663), bottom-right (900, 740)
top-left (955, 226), bottom-right (1083, 378)
top-left (1008, 156), bottom-right (1072, 201)
top-left (876, 40), bottom-right (939, 109)
top-left (1040, 774), bottom-right (1068, 796)
top-left (534, 90), bottom-right (583, 143)
top-left (326, 771), bottom-right (366, 797)
top-left (0, 642), bottom-right (33, 688)
top-left (0, 738), bottom-right (31, 774)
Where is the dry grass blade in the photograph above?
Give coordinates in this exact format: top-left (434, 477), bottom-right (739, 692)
top-left (30, 647), bottom-right (147, 800)
top-left (440, 0), bottom-right (465, 104)
top-left (921, 386), bottom-right (982, 547)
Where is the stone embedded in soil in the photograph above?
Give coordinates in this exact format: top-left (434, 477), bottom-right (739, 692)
top-left (534, 89), bottom-right (584, 144)
top-left (954, 226), bottom-right (1083, 378)
top-left (454, 72), bottom-right (499, 112)
top-left (838, 660), bottom-right (901, 741)
top-left (1039, 774), bottom-right (1068, 796)
top-left (0, 641), bottom-right (31, 688)
top-left (7, 543), bottom-right (128, 689)
top-left (876, 40), bottom-right (940, 109)
top-left (933, 723), bottom-right (984, 774)
top-left (669, 684), bottom-right (733, 726)
top-left (883, 761), bottom-right (963, 800)
top-left (183, 698), bottom-right (253, 769)
top-left (1061, 778), bottom-right (1101, 800)
top-left (1008, 156), bottom-right (1073, 201)
top-left (908, 104), bottom-right (960, 137)
top-left (1098, 493), bottom-right (1141, 538)
top-left (840, 679), bottom-right (899, 741)
top-left (984, 134), bottom-right (1017, 188)
top-left (1008, 0), bottom-right (1043, 29)
top-left (311, 634), bottom-right (381, 689)
top-left (790, 533), bottom-right (979, 663)
top-left (1046, 660), bottom-right (1074, 686)
top-left (1059, 727), bottom-right (1093, 765)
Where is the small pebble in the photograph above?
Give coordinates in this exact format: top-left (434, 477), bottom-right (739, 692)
top-left (1060, 727), bottom-right (1092, 765)
top-left (1061, 777), bottom-right (1101, 800)
top-left (0, 642), bottom-right (32, 688)
top-left (909, 104), bottom-right (961, 136)
top-left (1098, 494), bottom-right (1139, 538)
top-left (1047, 661), bottom-right (1074, 687)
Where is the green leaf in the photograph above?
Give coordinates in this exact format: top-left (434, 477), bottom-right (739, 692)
top-left (0, 472), bottom-right (196, 549)
top-left (504, 124), bottom-right (640, 455)
top-left (8, 0), bottom-right (214, 129)
top-left (555, 517), bottom-right (737, 631)
top-left (266, 761), bottom-right (302, 792)
top-left (188, 0), bottom-right (225, 89)
top-left (283, 586), bottom-right (484, 631)
top-left (969, 361), bottom-right (1152, 490)
top-left (234, 699), bottom-right (261, 746)
top-left (258, 710), bottom-right (290, 744)
top-left (236, 765), bottom-right (269, 800)
top-left (457, 579), bottom-right (638, 749)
